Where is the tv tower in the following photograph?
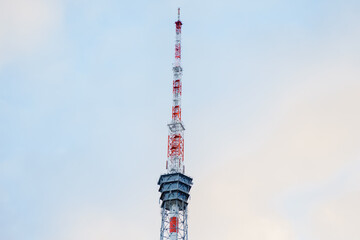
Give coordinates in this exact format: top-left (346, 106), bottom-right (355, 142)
top-left (158, 8), bottom-right (193, 240)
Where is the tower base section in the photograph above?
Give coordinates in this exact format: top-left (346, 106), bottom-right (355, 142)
top-left (158, 173), bottom-right (193, 240)
top-left (160, 204), bottom-right (188, 240)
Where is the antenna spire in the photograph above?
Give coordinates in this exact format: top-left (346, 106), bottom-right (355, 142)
top-left (167, 8), bottom-right (184, 173)
top-left (158, 9), bottom-right (193, 240)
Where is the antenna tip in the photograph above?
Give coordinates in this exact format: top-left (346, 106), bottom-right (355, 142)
top-left (178, 8), bottom-right (180, 19)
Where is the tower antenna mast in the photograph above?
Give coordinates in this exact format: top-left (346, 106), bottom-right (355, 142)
top-left (158, 8), bottom-right (193, 240)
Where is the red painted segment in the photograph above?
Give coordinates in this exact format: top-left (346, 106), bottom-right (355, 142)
top-left (167, 134), bottom-right (184, 162)
top-left (170, 217), bottom-right (178, 233)
top-left (173, 79), bottom-right (182, 95)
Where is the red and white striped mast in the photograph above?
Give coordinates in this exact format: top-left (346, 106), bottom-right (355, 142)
top-left (158, 8), bottom-right (193, 240)
top-left (167, 8), bottom-right (185, 174)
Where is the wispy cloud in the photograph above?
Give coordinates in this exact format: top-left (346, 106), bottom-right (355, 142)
top-left (0, 0), bottom-right (62, 66)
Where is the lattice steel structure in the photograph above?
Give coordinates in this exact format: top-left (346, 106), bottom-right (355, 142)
top-left (158, 8), bottom-right (193, 240)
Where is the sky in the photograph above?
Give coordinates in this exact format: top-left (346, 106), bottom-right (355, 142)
top-left (1, 0), bottom-right (360, 239)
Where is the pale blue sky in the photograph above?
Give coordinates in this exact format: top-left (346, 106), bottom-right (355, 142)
top-left (1, 0), bottom-right (360, 240)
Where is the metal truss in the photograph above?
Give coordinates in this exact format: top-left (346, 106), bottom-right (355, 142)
top-left (160, 203), bottom-right (188, 240)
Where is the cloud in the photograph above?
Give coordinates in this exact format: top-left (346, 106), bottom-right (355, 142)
top-left (0, 0), bottom-right (62, 66)
top-left (311, 192), bottom-right (360, 240)
top-left (51, 206), bottom-right (148, 240)
top-left (188, 49), bottom-right (360, 239)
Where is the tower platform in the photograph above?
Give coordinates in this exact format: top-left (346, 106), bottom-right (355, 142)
top-left (158, 173), bottom-right (193, 210)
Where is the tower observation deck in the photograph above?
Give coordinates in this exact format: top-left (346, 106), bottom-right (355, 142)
top-left (158, 8), bottom-right (193, 240)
